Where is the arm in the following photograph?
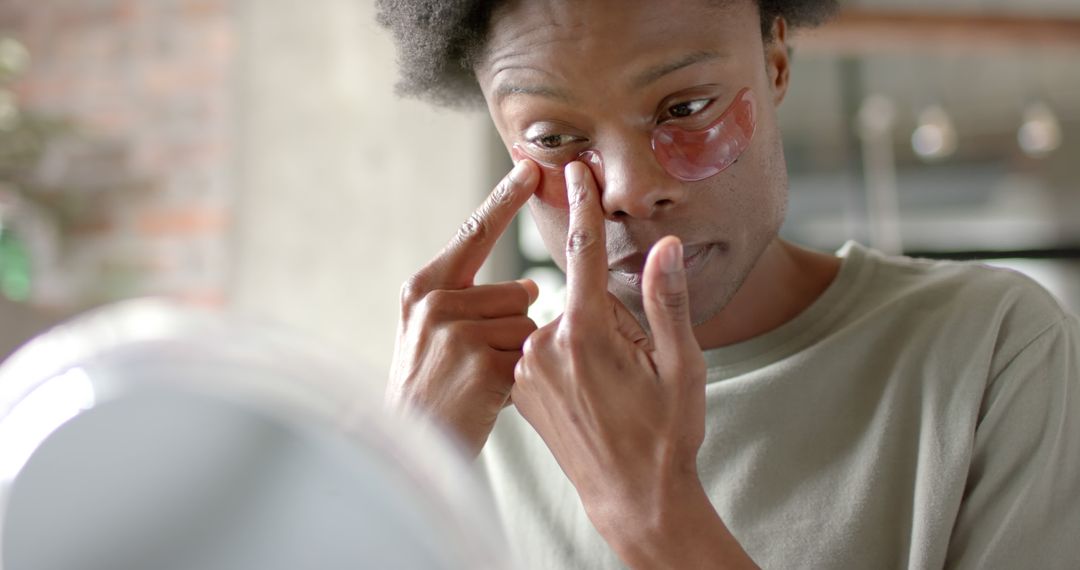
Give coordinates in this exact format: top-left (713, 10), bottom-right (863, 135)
top-left (946, 313), bottom-right (1080, 569)
top-left (595, 475), bottom-right (758, 570)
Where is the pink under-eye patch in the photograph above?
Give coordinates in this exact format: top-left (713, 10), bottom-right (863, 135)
top-left (511, 145), bottom-right (603, 210)
top-left (651, 87), bottom-right (757, 182)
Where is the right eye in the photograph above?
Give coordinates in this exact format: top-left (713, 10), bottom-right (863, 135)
top-left (531, 134), bottom-right (583, 150)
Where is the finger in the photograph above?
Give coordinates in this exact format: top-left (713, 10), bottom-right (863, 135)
top-left (476, 315), bottom-right (538, 351)
top-left (642, 236), bottom-right (702, 381)
top-left (563, 161), bottom-right (608, 317)
top-left (423, 279), bottom-right (539, 319)
top-left (608, 293), bottom-right (653, 351)
top-left (490, 349), bottom-right (524, 387)
top-left (518, 277), bottom-right (540, 306)
top-left (419, 160), bottom-right (540, 290)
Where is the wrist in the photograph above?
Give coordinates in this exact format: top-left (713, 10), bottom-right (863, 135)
top-left (590, 474), bottom-right (757, 570)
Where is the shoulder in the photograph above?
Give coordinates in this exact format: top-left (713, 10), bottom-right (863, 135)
top-left (840, 243), bottom-right (1071, 368)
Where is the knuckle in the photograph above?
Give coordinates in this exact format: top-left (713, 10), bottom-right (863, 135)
top-left (567, 182), bottom-right (586, 207)
top-left (412, 291), bottom-right (451, 323)
top-left (423, 289), bottom-right (451, 310)
top-left (441, 319), bottom-right (471, 339)
top-left (553, 325), bottom-right (579, 350)
top-left (426, 322), bottom-right (473, 354)
top-left (399, 276), bottom-right (427, 307)
top-left (455, 211), bottom-right (489, 245)
top-left (423, 289), bottom-right (467, 320)
top-left (523, 325), bottom-right (551, 353)
top-left (491, 176), bottom-right (516, 206)
top-left (565, 229), bottom-right (596, 256)
top-left (466, 348), bottom-right (496, 372)
top-left (522, 329), bottom-right (543, 354)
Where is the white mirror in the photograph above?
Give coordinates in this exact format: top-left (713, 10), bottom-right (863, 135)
top-left (0, 300), bottom-right (509, 570)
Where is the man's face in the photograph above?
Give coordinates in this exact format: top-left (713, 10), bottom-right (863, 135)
top-left (478, 0), bottom-right (790, 325)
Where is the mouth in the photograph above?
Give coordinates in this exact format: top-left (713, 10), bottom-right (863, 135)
top-left (608, 242), bottom-right (718, 290)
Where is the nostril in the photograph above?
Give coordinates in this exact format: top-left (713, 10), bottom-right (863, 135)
top-left (656, 198), bottom-right (674, 209)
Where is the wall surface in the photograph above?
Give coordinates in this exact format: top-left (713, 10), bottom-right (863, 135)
top-left (1, 0), bottom-right (507, 378)
top-left (0, 0), bottom-right (234, 306)
top-left (227, 0), bottom-right (500, 377)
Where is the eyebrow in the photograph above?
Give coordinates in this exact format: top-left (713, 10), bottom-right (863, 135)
top-left (631, 50), bottom-right (723, 89)
top-left (492, 50), bottom-right (723, 105)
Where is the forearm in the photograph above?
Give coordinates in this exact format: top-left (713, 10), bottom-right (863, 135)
top-left (593, 476), bottom-right (759, 570)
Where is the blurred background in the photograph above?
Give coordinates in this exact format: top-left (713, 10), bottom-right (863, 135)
top-left (0, 0), bottom-right (1077, 377)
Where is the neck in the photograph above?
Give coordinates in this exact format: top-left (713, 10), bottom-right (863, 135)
top-left (693, 239), bottom-right (841, 350)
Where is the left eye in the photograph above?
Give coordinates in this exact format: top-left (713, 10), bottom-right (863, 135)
top-left (666, 99), bottom-right (711, 119)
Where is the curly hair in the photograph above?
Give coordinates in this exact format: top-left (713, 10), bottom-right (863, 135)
top-left (376, 0), bottom-right (839, 109)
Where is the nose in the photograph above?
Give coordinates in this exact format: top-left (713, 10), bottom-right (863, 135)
top-left (597, 134), bottom-right (686, 219)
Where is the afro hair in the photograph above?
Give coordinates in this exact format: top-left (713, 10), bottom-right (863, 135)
top-left (376, 0), bottom-right (839, 108)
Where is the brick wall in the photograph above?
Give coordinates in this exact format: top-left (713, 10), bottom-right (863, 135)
top-left (0, 0), bottom-right (234, 308)
top-left (0, 0), bottom-right (503, 376)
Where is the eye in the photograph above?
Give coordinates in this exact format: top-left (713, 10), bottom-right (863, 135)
top-left (664, 98), bottom-right (712, 120)
top-left (530, 133), bottom-right (584, 150)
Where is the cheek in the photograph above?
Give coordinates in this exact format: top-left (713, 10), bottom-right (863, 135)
top-left (651, 88), bottom-right (757, 183)
top-left (725, 130), bottom-right (789, 239)
top-left (526, 198), bottom-right (572, 269)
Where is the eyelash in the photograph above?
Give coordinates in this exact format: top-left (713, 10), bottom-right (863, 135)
top-left (527, 97), bottom-right (714, 151)
top-left (532, 134), bottom-right (582, 150)
top-left (663, 98), bottom-right (712, 120)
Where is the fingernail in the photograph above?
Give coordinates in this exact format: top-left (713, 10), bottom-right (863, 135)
top-left (510, 159), bottom-right (536, 186)
top-left (660, 240), bottom-right (683, 274)
top-left (510, 144), bottom-right (527, 163)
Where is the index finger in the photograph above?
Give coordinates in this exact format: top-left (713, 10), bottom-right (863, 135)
top-left (420, 159), bottom-right (539, 289)
top-left (563, 161), bottom-right (608, 316)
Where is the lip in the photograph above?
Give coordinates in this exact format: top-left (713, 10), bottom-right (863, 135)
top-left (608, 243), bottom-right (717, 290)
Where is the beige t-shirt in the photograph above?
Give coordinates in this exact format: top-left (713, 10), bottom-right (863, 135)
top-left (479, 242), bottom-right (1080, 569)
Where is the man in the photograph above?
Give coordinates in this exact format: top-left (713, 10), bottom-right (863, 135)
top-left (377, 1), bottom-right (1080, 568)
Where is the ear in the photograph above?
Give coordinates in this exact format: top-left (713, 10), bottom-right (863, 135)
top-left (764, 16), bottom-right (791, 107)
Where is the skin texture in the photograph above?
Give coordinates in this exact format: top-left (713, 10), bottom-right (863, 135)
top-left (388, 0), bottom-right (842, 567)
top-left (478, 0), bottom-right (839, 350)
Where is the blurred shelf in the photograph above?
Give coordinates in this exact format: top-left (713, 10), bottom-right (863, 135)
top-left (796, 9), bottom-right (1080, 54)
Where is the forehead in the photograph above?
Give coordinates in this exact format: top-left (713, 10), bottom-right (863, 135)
top-left (478, 0), bottom-right (761, 86)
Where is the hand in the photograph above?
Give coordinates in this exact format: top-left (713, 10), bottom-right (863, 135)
top-left (387, 160), bottom-right (540, 457)
top-left (511, 160), bottom-right (706, 521)
top-left (512, 162), bottom-right (755, 568)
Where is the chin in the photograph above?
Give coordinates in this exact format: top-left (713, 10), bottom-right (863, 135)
top-left (610, 278), bottom-right (735, 331)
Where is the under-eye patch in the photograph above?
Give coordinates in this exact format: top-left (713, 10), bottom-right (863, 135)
top-left (512, 88), bottom-right (757, 209)
top-left (651, 87), bottom-right (756, 182)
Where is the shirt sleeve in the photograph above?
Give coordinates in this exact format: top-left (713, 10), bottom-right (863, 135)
top-left (945, 314), bottom-right (1080, 569)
